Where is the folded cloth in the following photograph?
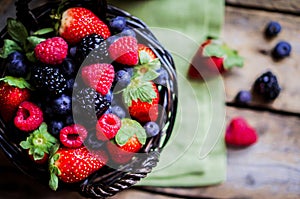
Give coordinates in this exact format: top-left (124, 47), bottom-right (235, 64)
top-left (108, 0), bottom-right (226, 187)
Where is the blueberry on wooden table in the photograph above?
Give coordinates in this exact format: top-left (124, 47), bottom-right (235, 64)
top-left (272, 41), bottom-right (292, 60)
top-left (264, 21), bottom-right (281, 38)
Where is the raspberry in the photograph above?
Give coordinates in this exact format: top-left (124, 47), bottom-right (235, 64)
top-left (59, 124), bottom-right (88, 148)
top-left (225, 117), bottom-right (258, 147)
top-left (14, 101), bottom-right (44, 132)
top-left (96, 113), bottom-right (121, 141)
top-left (34, 37), bottom-right (68, 65)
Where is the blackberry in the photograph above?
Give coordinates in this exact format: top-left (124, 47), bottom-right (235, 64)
top-left (73, 87), bottom-right (111, 119)
top-left (31, 65), bottom-right (67, 95)
top-left (254, 71), bottom-right (281, 101)
top-left (76, 34), bottom-right (109, 63)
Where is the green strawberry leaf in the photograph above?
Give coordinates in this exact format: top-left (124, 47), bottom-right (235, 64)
top-left (123, 80), bottom-right (157, 106)
top-left (49, 172), bottom-right (59, 191)
top-left (139, 50), bottom-right (152, 64)
top-left (203, 43), bottom-right (225, 57)
top-left (115, 119), bottom-right (147, 146)
top-left (0, 39), bottom-right (23, 58)
top-left (141, 69), bottom-right (160, 82)
top-left (32, 28), bottom-right (54, 36)
top-left (7, 18), bottom-right (28, 45)
top-left (224, 55), bottom-right (244, 70)
top-left (0, 76), bottom-right (32, 89)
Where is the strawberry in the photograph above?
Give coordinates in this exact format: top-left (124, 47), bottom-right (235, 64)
top-left (225, 117), bottom-right (258, 147)
top-left (108, 36), bottom-right (139, 66)
top-left (123, 80), bottom-right (159, 123)
top-left (49, 146), bottom-right (108, 190)
top-left (59, 7), bottom-right (111, 44)
top-left (0, 76), bottom-right (31, 122)
top-left (107, 118), bottom-right (147, 164)
top-left (96, 113), bottom-right (121, 141)
top-left (20, 123), bottom-right (58, 164)
top-left (81, 63), bottom-right (115, 95)
top-left (188, 39), bottom-right (244, 80)
top-left (138, 43), bottom-right (157, 62)
top-left (34, 37), bottom-right (68, 65)
top-left (14, 101), bottom-right (44, 132)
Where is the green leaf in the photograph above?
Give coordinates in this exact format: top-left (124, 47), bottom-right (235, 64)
top-left (26, 51), bottom-right (37, 62)
top-left (49, 172), bottom-right (59, 191)
top-left (26, 36), bottom-right (45, 51)
top-left (203, 43), bottom-right (225, 57)
top-left (0, 39), bottom-right (22, 58)
top-left (20, 140), bottom-right (31, 149)
top-left (139, 50), bottom-right (152, 64)
top-left (32, 28), bottom-right (54, 36)
top-left (141, 69), bottom-right (160, 82)
top-left (7, 18), bottom-right (28, 45)
top-left (147, 58), bottom-right (161, 71)
top-left (0, 76), bottom-right (32, 89)
top-left (115, 119), bottom-right (147, 146)
top-left (224, 55), bottom-right (244, 69)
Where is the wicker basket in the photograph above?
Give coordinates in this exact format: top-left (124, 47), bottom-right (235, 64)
top-left (0, 0), bottom-right (177, 198)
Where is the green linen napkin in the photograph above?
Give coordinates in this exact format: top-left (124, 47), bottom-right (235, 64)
top-left (108, 0), bottom-right (226, 187)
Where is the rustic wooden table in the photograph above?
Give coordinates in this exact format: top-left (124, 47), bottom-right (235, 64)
top-left (0, 0), bottom-right (299, 198)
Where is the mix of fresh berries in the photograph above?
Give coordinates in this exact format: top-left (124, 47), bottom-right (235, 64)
top-left (188, 39), bottom-right (244, 80)
top-left (253, 71), bottom-right (281, 101)
top-left (264, 21), bottom-right (281, 38)
top-left (0, 4), bottom-right (168, 192)
top-left (225, 117), bottom-right (258, 147)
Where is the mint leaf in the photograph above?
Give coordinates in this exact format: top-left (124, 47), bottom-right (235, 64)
top-left (0, 39), bottom-right (22, 58)
top-left (224, 55), bottom-right (244, 69)
top-left (7, 18), bottom-right (28, 45)
top-left (26, 36), bottom-right (45, 51)
top-left (26, 51), bottom-right (37, 62)
top-left (203, 43), bottom-right (225, 57)
top-left (0, 76), bottom-right (31, 89)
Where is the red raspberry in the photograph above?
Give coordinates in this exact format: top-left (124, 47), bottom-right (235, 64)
top-left (34, 37), bottom-right (68, 65)
top-left (108, 36), bottom-right (139, 66)
top-left (81, 63), bottom-right (115, 95)
top-left (225, 117), bottom-right (258, 147)
top-left (60, 124), bottom-right (88, 148)
top-left (96, 113), bottom-right (121, 141)
top-left (14, 101), bottom-right (44, 132)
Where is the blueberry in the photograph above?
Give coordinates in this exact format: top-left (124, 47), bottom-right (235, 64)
top-left (5, 51), bottom-right (28, 77)
top-left (272, 41), bottom-right (292, 59)
top-left (61, 58), bottom-right (77, 78)
top-left (84, 133), bottom-right (105, 150)
top-left (144, 122), bottom-right (160, 137)
top-left (66, 78), bottom-right (75, 93)
top-left (155, 68), bottom-right (169, 86)
top-left (106, 35), bottom-right (119, 45)
top-left (235, 90), bottom-right (252, 104)
top-left (64, 115), bottom-right (74, 126)
top-left (120, 27), bottom-right (136, 37)
top-left (265, 21), bottom-right (281, 38)
top-left (111, 105), bottom-right (126, 119)
top-left (114, 70), bottom-right (131, 89)
top-left (109, 16), bottom-right (127, 32)
top-left (48, 120), bottom-right (64, 137)
top-left (52, 94), bottom-right (72, 115)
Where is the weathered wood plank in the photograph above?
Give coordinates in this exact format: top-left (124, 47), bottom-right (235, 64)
top-left (226, 0), bottom-right (300, 15)
top-left (140, 107), bottom-right (300, 199)
top-left (222, 7), bottom-right (300, 114)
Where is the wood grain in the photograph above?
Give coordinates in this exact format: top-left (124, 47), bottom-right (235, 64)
top-left (140, 107), bottom-right (300, 199)
top-left (222, 6), bottom-right (300, 114)
top-left (226, 0), bottom-right (300, 15)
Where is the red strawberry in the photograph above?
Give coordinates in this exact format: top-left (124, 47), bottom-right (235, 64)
top-left (81, 63), bottom-right (115, 95)
top-left (138, 43), bottom-right (157, 61)
top-left (188, 39), bottom-right (244, 80)
top-left (96, 113), bottom-right (121, 141)
top-left (49, 146), bottom-right (108, 190)
top-left (14, 101), bottom-right (44, 132)
top-left (107, 118), bottom-right (146, 164)
top-left (20, 123), bottom-right (58, 164)
top-left (0, 76), bottom-right (31, 122)
top-left (59, 7), bottom-right (111, 44)
top-left (59, 124), bottom-right (88, 148)
top-left (108, 36), bottom-right (139, 66)
top-left (225, 117), bottom-right (258, 147)
top-left (34, 37), bottom-right (68, 65)
top-left (124, 80), bottom-right (159, 123)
